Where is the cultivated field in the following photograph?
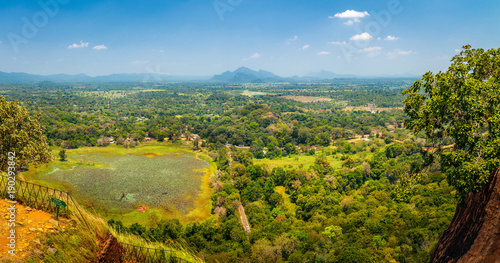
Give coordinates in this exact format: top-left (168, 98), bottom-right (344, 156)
top-left (281, 95), bottom-right (333, 103)
top-left (343, 106), bottom-right (403, 113)
top-left (241, 90), bottom-right (270, 97)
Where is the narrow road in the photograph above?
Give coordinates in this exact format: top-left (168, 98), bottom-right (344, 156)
top-left (226, 146), bottom-right (250, 233)
top-left (226, 145), bottom-right (233, 167)
top-left (381, 135), bottom-right (456, 152)
top-left (238, 204), bottom-right (251, 233)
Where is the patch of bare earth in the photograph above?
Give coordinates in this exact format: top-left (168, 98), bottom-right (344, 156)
top-left (0, 198), bottom-right (71, 261)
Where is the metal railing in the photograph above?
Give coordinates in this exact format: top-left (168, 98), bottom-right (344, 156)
top-left (0, 175), bottom-right (70, 217)
top-left (0, 175), bottom-right (199, 263)
top-left (120, 242), bottom-right (192, 263)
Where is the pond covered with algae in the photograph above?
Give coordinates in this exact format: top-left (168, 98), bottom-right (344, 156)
top-left (40, 152), bottom-right (209, 215)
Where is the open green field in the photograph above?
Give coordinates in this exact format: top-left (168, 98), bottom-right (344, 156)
top-left (254, 154), bottom-right (343, 170)
top-left (21, 144), bottom-right (215, 226)
top-left (254, 146), bottom-right (379, 170)
top-left (241, 90), bottom-right (270, 97)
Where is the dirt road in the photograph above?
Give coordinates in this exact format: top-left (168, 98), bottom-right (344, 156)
top-left (225, 146), bottom-right (250, 233)
top-left (238, 204), bottom-right (251, 233)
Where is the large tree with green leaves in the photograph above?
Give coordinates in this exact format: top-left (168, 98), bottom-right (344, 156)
top-left (0, 95), bottom-right (53, 171)
top-left (403, 45), bottom-right (500, 201)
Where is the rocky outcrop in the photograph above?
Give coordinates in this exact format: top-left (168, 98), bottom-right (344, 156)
top-left (431, 168), bottom-right (500, 263)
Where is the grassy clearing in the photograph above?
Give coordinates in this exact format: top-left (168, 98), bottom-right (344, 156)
top-left (281, 95), bottom-right (333, 103)
top-left (275, 186), bottom-right (296, 215)
top-left (343, 106), bottom-right (403, 113)
top-left (241, 90), bottom-right (269, 97)
top-left (108, 207), bottom-right (169, 228)
top-left (65, 142), bottom-right (195, 156)
top-left (253, 144), bottom-right (381, 171)
top-left (254, 154), bottom-right (343, 170)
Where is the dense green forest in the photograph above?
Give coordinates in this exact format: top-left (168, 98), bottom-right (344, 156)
top-left (0, 80), bottom-right (410, 150)
top-left (0, 79), bottom-right (456, 262)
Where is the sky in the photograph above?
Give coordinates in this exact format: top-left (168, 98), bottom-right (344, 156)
top-left (0, 0), bottom-right (499, 77)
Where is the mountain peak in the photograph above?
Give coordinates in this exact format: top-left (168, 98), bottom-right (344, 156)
top-left (235, 66), bottom-right (252, 71)
top-left (210, 67), bottom-right (282, 83)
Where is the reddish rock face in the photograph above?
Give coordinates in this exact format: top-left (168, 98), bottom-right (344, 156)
top-left (431, 168), bottom-right (500, 263)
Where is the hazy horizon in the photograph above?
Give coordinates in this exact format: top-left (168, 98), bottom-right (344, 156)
top-left (0, 66), bottom-right (421, 79)
top-left (1, 0), bottom-right (499, 77)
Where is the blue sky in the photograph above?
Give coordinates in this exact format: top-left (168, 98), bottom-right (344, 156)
top-left (0, 0), bottom-right (499, 77)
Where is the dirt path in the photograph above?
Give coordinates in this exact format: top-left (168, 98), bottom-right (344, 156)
top-left (392, 138), bottom-right (404, 144)
top-left (224, 147), bottom-right (250, 233)
top-left (238, 204), bottom-right (251, 233)
top-left (382, 135), bottom-right (457, 152)
top-left (379, 136), bottom-right (404, 144)
top-left (422, 144), bottom-right (456, 152)
top-left (226, 146), bottom-right (233, 167)
top-left (0, 198), bottom-right (70, 260)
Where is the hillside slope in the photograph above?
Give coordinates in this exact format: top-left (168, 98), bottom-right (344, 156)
top-left (0, 198), bottom-right (72, 261)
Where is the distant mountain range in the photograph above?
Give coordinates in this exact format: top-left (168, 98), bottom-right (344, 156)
top-left (0, 67), bottom-right (417, 84)
top-left (305, 70), bottom-right (356, 79)
top-left (210, 67), bottom-right (282, 83)
top-left (209, 67), bottom-right (361, 83)
top-left (0, 71), bottom-right (205, 84)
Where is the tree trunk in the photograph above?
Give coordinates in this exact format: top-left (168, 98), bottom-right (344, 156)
top-left (431, 168), bottom-right (500, 262)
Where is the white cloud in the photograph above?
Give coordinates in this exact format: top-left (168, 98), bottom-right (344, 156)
top-left (242, 53), bottom-right (261, 61)
top-left (159, 50), bottom-right (164, 53)
top-left (387, 49), bottom-right (413, 58)
top-left (250, 53), bottom-right (261, 59)
top-left (454, 49), bottom-right (461, 53)
top-left (396, 50), bottom-right (412, 55)
top-left (385, 35), bottom-right (399, 41)
top-left (67, 41), bottom-right (89, 49)
top-left (302, 44), bottom-right (310, 50)
top-left (344, 18), bottom-right (361, 25)
top-left (286, 35), bottom-right (298, 44)
top-left (317, 51), bottom-right (330, 56)
top-left (360, 46), bottom-right (382, 57)
top-left (360, 46), bottom-right (382, 52)
top-left (328, 41), bottom-right (347, 45)
top-left (331, 10), bottom-right (370, 19)
top-left (350, 32), bottom-right (373, 41)
top-left (57, 58), bottom-right (63, 62)
top-left (93, 45), bottom-right (108, 50)
top-left (330, 10), bottom-right (369, 26)
top-left (343, 20), bottom-right (354, 26)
